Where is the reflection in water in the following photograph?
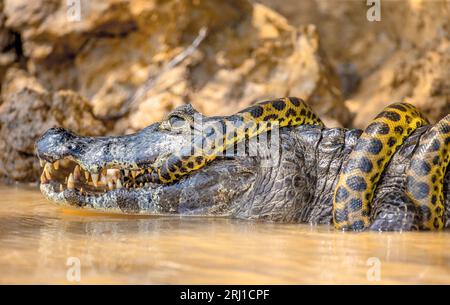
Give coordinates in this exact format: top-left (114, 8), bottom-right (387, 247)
top-left (0, 185), bottom-right (449, 283)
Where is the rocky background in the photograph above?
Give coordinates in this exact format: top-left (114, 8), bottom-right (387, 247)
top-left (0, 0), bottom-right (448, 183)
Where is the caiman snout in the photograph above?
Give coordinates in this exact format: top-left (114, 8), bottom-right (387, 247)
top-left (35, 120), bottom-right (192, 199)
top-left (36, 127), bottom-right (78, 163)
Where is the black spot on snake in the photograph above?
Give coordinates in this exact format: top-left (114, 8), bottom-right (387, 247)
top-left (334, 208), bottom-right (348, 223)
top-left (394, 126), bottom-right (404, 134)
top-left (351, 221), bottom-right (365, 230)
top-left (429, 139), bottom-right (441, 152)
top-left (410, 182), bottom-right (430, 200)
top-left (390, 104), bottom-right (407, 112)
top-left (432, 156), bottom-right (440, 166)
top-left (387, 137), bottom-right (397, 147)
top-left (420, 205), bottom-right (432, 221)
top-left (263, 114), bottom-right (279, 121)
top-left (346, 176), bottom-right (367, 192)
top-left (289, 97), bottom-right (301, 106)
top-left (272, 100), bottom-right (286, 111)
top-left (431, 195), bottom-right (437, 205)
top-left (335, 186), bottom-right (349, 203)
top-left (354, 138), bottom-right (383, 155)
top-left (411, 159), bottom-right (431, 176)
top-left (439, 123), bottom-right (450, 134)
top-left (377, 111), bottom-right (401, 122)
top-left (286, 109), bottom-right (297, 117)
top-left (433, 218), bottom-right (440, 229)
top-left (366, 122), bottom-right (390, 135)
top-left (348, 198), bottom-right (363, 212)
top-left (375, 158), bottom-right (384, 168)
top-left (248, 106), bottom-right (263, 118)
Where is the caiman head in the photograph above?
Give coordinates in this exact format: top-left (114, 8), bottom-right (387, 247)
top-left (36, 104), bottom-right (308, 218)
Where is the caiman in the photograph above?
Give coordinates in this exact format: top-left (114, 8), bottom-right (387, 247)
top-left (35, 97), bottom-right (450, 231)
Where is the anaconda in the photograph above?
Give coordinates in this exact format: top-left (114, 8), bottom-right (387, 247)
top-left (35, 97), bottom-right (450, 231)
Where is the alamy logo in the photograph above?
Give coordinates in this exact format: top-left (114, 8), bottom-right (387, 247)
top-left (190, 113), bottom-right (280, 168)
top-left (366, 257), bottom-right (381, 281)
top-left (367, 0), bottom-right (381, 22)
top-left (67, 0), bottom-right (81, 22)
top-left (66, 257), bottom-right (81, 282)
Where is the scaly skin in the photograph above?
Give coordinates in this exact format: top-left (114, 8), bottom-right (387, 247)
top-left (406, 114), bottom-right (450, 229)
top-left (144, 97), bottom-right (323, 183)
top-left (333, 103), bottom-right (429, 230)
top-left (35, 98), bottom-right (450, 231)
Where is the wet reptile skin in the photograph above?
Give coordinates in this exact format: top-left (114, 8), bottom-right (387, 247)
top-left (405, 114), bottom-right (450, 230)
top-left (333, 103), bottom-right (429, 230)
top-left (147, 97), bottom-right (324, 183)
top-left (35, 97), bottom-right (450, 231)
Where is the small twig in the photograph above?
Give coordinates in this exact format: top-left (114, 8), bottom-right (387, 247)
top-left (97, 27), bottom-right (208, 121)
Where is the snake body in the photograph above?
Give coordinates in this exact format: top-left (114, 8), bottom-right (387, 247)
top-left (132, 97), bottom-right (447, 230)
top-left (332, 103), bottom-right (429, 230)
top-left (405, 114), bottom-right (450, 230)
top-left (148, 97), bottom-right (324, 183)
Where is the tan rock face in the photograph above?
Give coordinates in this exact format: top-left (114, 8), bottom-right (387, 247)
top-left (2, 0), bottom-right (349, 131)
top-left (0, 0), bottom-right (19, 91)
top-left (260, 0), bottom-right (450, 127)
top-left (0, 68), bottom-right (105, 182)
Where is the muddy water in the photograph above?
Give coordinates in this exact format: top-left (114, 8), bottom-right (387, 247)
top-left (0, 185), bottom-right (450, 284)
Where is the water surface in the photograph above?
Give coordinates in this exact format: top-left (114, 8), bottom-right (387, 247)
top-left (0, 185), bottom-right (449, 284)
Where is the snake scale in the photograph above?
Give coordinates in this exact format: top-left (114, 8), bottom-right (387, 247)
top-left (137, 97), bottom-right (449, 230)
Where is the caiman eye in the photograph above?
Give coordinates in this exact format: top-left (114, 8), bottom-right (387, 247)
top-left (168, 115), bottom-right (187, 129)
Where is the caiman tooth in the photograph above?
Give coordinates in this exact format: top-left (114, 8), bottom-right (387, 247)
top-left (131, 171), bottom-right (137, 179)
top-left (80, 187), bottom-right (84, 194)
top-left (106, 169), bottom-right (119, 184)
top-left (59, 184), bottom-right (64, 192)
top-left (44, 163), bottom-right (52, 180)
top-left (73, 165), bottom-right (81, 181)
top-left (91, 173), bottom-right (99, 187)
top-left (60, 159), bottom-right (71, 167)
top-left (124, 169), bottom-right (129, 177)
top-left (84, 170), bottom-right (90, 181)
top-left (40, 172), bottom-right (48, 184)
top-left (53, 160), bottom-right (60, 170)
top-left (101, 174), bottom-right (107, 185)
top-left (39, 160), bottom-right (45, 167)
top-left (116, 179), bottom-right (122, 189)
top-left (108, 168), bottom-right (120, 178)
top-left (107, 180), bottom-right (114, 190)
top-left (67, 173), bottom-right (75, 189)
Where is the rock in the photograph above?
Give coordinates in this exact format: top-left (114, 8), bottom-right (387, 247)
top-left (0, 0), bottom-right (19, 92)
top-left (0, 68), bottom-right (105, 182)
top-left (260, 0), bottom-right (450, 126)
top-left (2, 0), bottom-right (350, 133)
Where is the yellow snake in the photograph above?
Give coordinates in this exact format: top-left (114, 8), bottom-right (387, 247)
top-left (148, 97), bottom-right (324, 183)
top-left (405, 114), bottom-right (450, 230)
top-left (332, 103), bottom-right (429, 230)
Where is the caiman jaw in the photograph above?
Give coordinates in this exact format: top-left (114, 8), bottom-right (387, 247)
top-left (39, 157), bottom-right (152, 196)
